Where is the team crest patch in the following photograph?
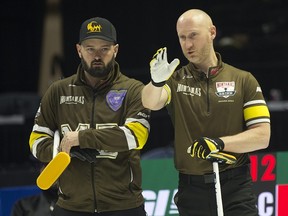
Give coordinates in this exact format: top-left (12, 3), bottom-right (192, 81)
top-left (215, 82), bottom-right (236, 98)
top-left (106, 90), bottom-right (127, 111)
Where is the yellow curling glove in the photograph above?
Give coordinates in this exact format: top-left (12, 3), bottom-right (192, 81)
top-left (150, 47), bottom-right (180, 87)
top-left (187, 137), bottom-right (236, 164)
top-left (208, 152), bottom-right (237, 164)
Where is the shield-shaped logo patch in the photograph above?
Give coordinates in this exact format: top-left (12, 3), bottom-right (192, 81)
top-left (106, 90), bottom-right (127, 111)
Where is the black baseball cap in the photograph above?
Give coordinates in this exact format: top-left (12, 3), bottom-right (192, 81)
top-left (79, 17), bottom-right (117, 44)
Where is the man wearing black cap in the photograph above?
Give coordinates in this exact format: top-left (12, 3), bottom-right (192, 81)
top-left (29, 17), bottom-right (150, 216)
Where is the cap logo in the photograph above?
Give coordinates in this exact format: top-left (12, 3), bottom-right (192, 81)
top-left (80, 17), bottom-right (116, 43)
top-left (87, 21), bottom-right (102, 33)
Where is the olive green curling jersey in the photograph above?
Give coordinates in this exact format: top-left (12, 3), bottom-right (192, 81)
top-left (165, 53), bottom-right (270, 175)
top-left (29, 62), bottom-right (151, 213)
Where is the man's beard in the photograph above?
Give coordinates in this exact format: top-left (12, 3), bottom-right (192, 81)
top-left (82, 57), bottom-right (115, 78)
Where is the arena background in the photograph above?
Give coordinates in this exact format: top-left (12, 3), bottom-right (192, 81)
top-left (1, 0), bottom-right (288, 215)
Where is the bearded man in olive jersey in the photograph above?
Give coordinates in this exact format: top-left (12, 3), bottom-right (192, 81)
top-left (29, 17), bottom-right (150, 216)
top-left (142, 9), bottom-right (271, 216)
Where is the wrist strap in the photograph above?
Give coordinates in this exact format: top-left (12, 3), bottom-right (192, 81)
top-left (151, 79), bottom-right (166, 87)
top-left (214, 138), bottom-right (225, 150)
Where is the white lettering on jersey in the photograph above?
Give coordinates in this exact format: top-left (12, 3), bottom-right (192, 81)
top-left (60, 96), bottom-right (85, 104)
top-left (176, 84), bottom-right (201, 96)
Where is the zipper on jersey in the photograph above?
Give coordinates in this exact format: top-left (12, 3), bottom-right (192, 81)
top-left (201, 72), bottom-right (211, 114)
top-left (91, 92), bottom-right (97, 129)
top-left (91, 92), bottom-right (98, 212)
top-left (206, 77), bottom-right (211, 114)
top-left (91, 163), bottom-right (98, 212)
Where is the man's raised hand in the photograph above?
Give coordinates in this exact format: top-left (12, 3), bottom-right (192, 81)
top-left (150, 47), bottom-right (180, 87)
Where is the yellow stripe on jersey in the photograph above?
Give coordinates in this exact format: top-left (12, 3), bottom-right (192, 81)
top-left (125, 122), bottom-right (149, 150)
top-left (244, 105), bottom-right (270, 121)
top-left (29, 131), bottom-right (51, 150)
